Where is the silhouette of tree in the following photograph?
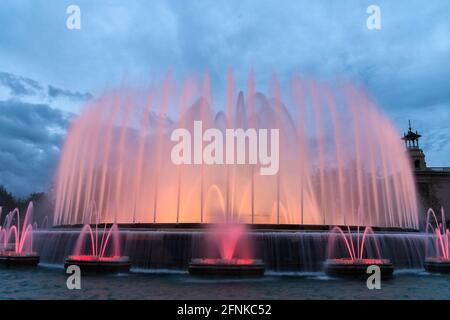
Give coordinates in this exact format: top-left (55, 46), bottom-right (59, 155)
top-left (0, 185), bottom-right (54, 227)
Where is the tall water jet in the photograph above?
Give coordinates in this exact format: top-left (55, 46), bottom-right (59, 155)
top-left (53, 72), bottom-right (419, 229)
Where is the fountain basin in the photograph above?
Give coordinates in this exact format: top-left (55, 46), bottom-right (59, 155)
top-left (188, 258), bottom-right (265, 277)
top-left (64, 255), bottom-right (131, 273)
top-left (424, 257), bottom-right (450, 274)
top-left (0, 252), bottom-right (40, 267)
top-left (325, 258), bottom-right (394, 279)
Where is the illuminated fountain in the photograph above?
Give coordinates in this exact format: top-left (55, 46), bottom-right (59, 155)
top-left (28, 71), bottom-right (423, 273)
top-left (64, 223), bottom-right (130, 273)
top-left (0, 202), bottom-right (40, 266)
top-left (424, 208), bottom-right (450, 273)
top-left (53, 72), bottom-right (418, 229)
top-left (325, 222), bottom-right (393, 278)
top-left (188, 224), bottom-right (265, 276)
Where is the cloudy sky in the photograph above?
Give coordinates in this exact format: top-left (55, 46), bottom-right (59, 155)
top-left (0, 0), bottom-right (449, 196)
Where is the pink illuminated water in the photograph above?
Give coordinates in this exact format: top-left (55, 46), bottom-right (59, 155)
top-left (327, 224), bottom-right (383, 262)
top-left (194, 258), bottom-right (256, 266)
top-left (71, 223), bottom-right (121, 258)
top-left (0, 202), bottom-right (35, 255)
top-left (425, 208), bottom-right (450, 261)
top-left (53, 72), bottom-right (418, 228)
top-left (207, 223), bottom-right (250, 261)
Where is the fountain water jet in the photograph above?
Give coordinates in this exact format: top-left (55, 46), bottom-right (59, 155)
top-left (325, 224), bottom-right (393, 278)
top-left (53, 73), bottom-right (418, 229)
top-left (0, 202), bottom-right (40, 266)
top-left (41, 72), bottom-right (424, 274)
top-left (188, 223), bottom-right (265, 276)
top-left (424, 208), bottom-right (450, 273)
top-left (64, 223), bottom-right (130, 273)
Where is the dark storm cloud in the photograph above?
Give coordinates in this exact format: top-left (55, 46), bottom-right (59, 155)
top-left (0, 72), bottom-right (43, 96)
top-left (0, 0), bottom-right (448, 118)
top-left (47, 85), bottom-right (92, 100)
top-left (0, 72), bottom-right (91, 197)
top-left (0, 100), bottom-right (70, 196)
top-left (0, 71), bottom-right (92, 102)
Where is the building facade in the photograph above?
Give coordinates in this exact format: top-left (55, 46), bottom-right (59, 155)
top-left (402, 122), bottom-right (450, 229)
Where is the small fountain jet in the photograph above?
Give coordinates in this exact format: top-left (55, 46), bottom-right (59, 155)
top-left (188, 223), bottom-right (265, 277)
top-left (0, 202), bottom-right (40, 267)
top-left (65, 223), bottom-right (130, 273)
top-left (325, 224), bottom-right (393, 278)
top-left (424, 208), bottom-right (450, 273)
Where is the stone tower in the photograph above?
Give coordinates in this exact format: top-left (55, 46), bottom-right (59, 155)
top-left (402, 120), bottom-right (427, 170)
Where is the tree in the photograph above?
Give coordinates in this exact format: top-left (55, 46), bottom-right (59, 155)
top-left (0, 185), bottom-right (19, 222)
